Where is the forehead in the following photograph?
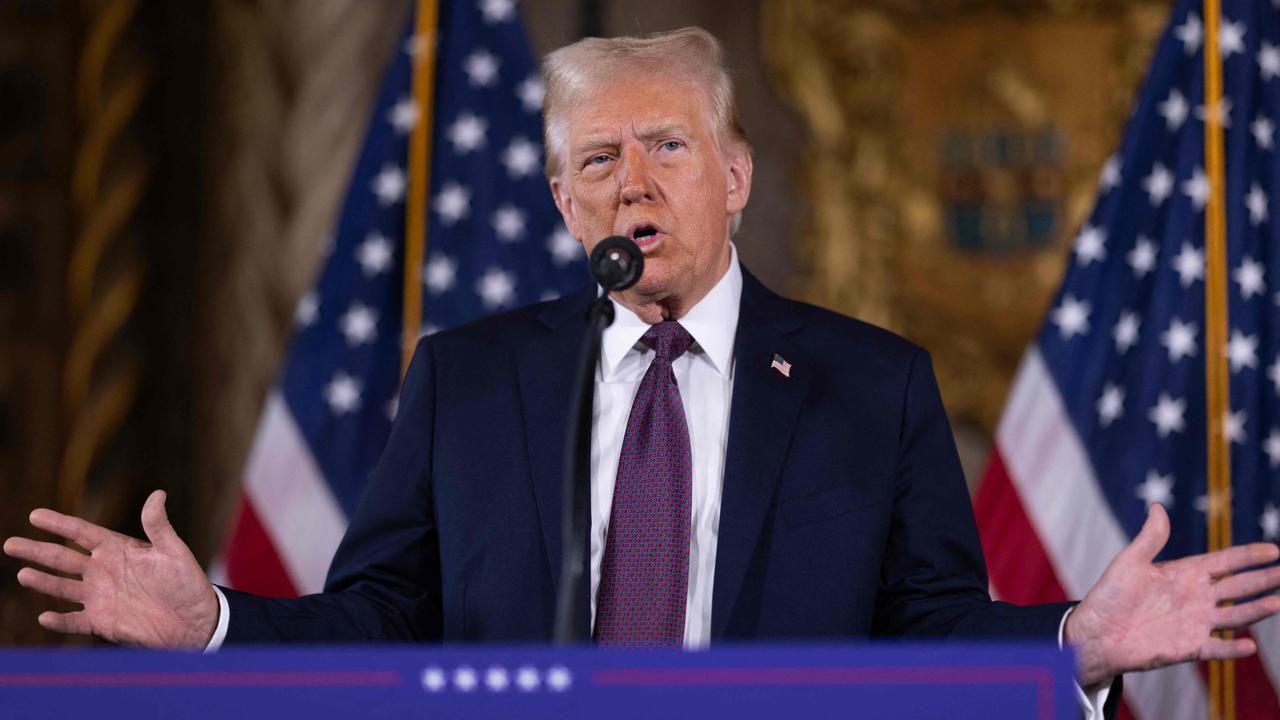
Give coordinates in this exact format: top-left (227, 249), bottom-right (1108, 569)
top-left (565, 72), bottom-right (714, 141)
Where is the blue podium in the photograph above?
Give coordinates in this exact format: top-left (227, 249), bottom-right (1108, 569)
top-left (0, 644), bottom-right (1076, 719)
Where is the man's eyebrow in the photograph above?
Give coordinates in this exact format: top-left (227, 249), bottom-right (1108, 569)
top-left (635, 123), bottom-right (693, 141)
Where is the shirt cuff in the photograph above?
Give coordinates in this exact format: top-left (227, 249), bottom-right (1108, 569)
top-left (204, 585), bottom-right (230, 653)
top-left (1059, 606), bottom-right (1111, 720)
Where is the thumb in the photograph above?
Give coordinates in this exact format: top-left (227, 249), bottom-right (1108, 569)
top-left (141, 490), bottom-right (180, 551)
top-left (1126, 502), bottom-right (1171, 564)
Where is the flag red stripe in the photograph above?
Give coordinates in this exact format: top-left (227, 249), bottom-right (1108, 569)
top-left (223, 497), bottom-right (299, 599)
top-left (976, 449), bottom-right (1137, 720)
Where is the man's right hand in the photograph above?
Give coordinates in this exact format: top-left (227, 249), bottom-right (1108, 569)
top-left (3, 489), bottom-right (219, 649)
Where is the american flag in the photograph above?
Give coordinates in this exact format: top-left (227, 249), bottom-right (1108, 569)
top-left (215, 0), bottom-right (586, 598)
top-left (975, 0), bottom-right (1280, 717)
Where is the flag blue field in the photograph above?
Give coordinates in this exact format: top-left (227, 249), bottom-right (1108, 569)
top-left (218, 0), bottom-right (586, 599)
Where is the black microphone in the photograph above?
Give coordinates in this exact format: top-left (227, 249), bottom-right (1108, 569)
top-left (589, 236), bottom-right (644, 292)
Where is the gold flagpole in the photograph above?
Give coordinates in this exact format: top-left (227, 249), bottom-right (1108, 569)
top-left (402, 0), bottom-right (440, 377)
top-left (1202, 0), bottom-right (1233, 717)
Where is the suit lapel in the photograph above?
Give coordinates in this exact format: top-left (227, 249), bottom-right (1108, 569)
top-left (515, 288), bottom-right (593, 615)
top-left (712, 270), bottom-right (810, 639)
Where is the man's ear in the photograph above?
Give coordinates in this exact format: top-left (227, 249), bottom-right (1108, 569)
top-left (724, 145), bottom-right (753, 216)
top-left (548, 176), bottom-right (579, 239)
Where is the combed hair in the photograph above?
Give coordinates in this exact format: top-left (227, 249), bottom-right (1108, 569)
top-left (540, 26), bottom-right (751, 179)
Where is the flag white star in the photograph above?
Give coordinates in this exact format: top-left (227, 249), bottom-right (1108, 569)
top-left (1245, 182), bottom-right (1269, 225)
top-left (386, 396), bottom-right (399, 422)
top-left (371, 164), bottom-right (407, 206)
top-left (1233, 255), bottom-right (1266, 299)
top-left (324, 372), bottom-right (363, 415)
top-left (1142, 163), bottom-right (1174, 205)
top-left (423, 254), bottom-right (458, 295)
top-left (1172, 242), bottom-right (1205, 287)
top-left (464, 50), bottom-right (500, 87)
top-left (1266, 431), bottom-right (1280, 469)
top-left (355, 232), bottom-right (394, 276)
top-left (1223, 409), bottom-right (1247, 445)
top-left (1259, 41), bottom-right (1280, 80)
top-left (479, 0), bottom-right (516, 23)
top-left (1195, 98), bottom-right (1232, 128)
top-left (1051, 295), bottom-right (1091, 339)
top-left (1160, 317), bottom-right (1198, 363)
top-left (447, 113), bottom-right (488, 153)
top-left (516, 75), bottom-right (545, 113)
top-left (387, 96), bottom-right (419, 135)
top-left (476, 267), bottom-right (517, 309)
top-left (295, 291), bottom-right (319, 327)
top-left (403, 33), bottom-right (434, 57)
top-left (1098, 155), bottom-right (1121, 192)
top-left (1182, 167), bottom-right (1211, 210)
top-left (1270, 355), bottom-right (1280, 395)
top-left (1136, 470), bottom-right (1175, 507)
top-left (1113, 311), bottom-right (1141, 353)
top-left (1074, 225), bottom-right (1107, 266)
top-left (540, 289), bottom-right (561, 302)
top-left (1261, 503), bottom-right (1280, 541)
top-left (547, 225), bottom-right (580, 266)
top-left (1127, 236), bottom-right (1159, 278)
top-left (492, 204), bottom-right (527, 241)
top-left (1097, 383), bottom-right (1125, 427)
top-left (433, 182), bottom-right (471, 225)
top-left (1254, 115), bottom-right (1276, 150)
top-left (1149, 394), bottom-right (1186, 438)
top-left (1227, 329), bottom-right (1259, 373)
top-left (1174, 12), bottom-right (1203, 53)
top-left (1158, 89), bottom-right (1190, 131)
top-left (502, 137), bottom-right (541, 178)
top-left (1218, 19), bottom-right (1246, 58)
top-left (339, 302), bottom-right (378, 346)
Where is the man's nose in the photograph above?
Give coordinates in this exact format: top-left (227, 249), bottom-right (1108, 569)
top-left (618, 146), bottom-right (655, 205)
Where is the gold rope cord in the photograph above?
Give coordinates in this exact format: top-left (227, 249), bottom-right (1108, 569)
top-left (61, 0), bottom-right (150, 516)
top-left (401, 0), bottom-right (440, 377)
top-left (1202, 0), bottom-right (1233, 717)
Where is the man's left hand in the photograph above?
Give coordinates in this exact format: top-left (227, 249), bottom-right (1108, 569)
top-left (1066, 503), bottom-right (1280, 687)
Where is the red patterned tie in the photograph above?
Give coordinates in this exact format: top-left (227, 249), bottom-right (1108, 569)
top-left (594, 320), bottom-right (694, 647)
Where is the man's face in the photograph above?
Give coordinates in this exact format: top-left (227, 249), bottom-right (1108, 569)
top-left (549, 72), bottom-right (752, 312)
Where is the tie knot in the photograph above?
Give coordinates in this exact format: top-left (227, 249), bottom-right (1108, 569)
top-left (641, 321), bottom-right (694, 362)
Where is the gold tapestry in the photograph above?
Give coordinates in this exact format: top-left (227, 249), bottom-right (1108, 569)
top-left (762, 0), bottom-right (1170, 433)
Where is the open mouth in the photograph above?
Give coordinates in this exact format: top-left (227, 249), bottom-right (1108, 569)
top-left (627, 223), bottom-right (664, 248)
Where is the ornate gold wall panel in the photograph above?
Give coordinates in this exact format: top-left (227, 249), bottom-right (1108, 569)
top-left (764, 0), bottom-right (1169, 433)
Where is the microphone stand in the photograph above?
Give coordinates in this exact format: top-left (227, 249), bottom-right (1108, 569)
top-left (553, 293), bottom-right (614, 645)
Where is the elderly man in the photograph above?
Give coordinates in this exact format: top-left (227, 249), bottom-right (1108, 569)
top-left (6, 27), bottom-right (1280, 717)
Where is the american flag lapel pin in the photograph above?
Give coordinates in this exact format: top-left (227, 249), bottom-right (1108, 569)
top-left (770, 353), bottom-right (792, 378)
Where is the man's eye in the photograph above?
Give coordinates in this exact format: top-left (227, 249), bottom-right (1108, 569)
top-left (587, 154), bottom-right (611, 166)
top-left (661, 140), bottom-right (683, 151)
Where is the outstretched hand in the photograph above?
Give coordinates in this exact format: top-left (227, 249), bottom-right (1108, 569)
top-left (1066, 503), bottom-right (1280, 687)
top-left (3, 490), bottom-right (219, 649)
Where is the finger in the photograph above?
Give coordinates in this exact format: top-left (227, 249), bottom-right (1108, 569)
top-left (16, 567), bottom-right (84, 603)
top-left (37, 610), bottom-right (92, 636)
top-left (1214, 595), bottom-right (1280, 631)
top-left (1201, 542), bottom-right (1280, 577)
top-left (1215, 565), bottom-right (1280, 601)
top-left (1125, 503), bottom-right (1171, 564)
top-left (2, 538), bottom-right (89, 576)
top-left (27, 509), bottom-right (110, 551)
top-left (1199, 636), bottom-right (1257, 660)
top-left (140, 490), bottom-right (180, 552)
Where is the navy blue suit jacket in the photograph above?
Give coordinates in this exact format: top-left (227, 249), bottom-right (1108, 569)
top-left (221, 266), bottom-right (1072, 643)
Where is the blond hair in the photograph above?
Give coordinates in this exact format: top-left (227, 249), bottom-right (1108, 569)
top-left (540, 26), bottom-right (750, 179)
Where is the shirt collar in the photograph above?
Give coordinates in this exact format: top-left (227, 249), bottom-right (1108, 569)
top-left (600, 244), bottom-right (742, 380)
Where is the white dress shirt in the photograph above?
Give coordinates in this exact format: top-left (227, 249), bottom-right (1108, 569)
top-left (589, 245), bottom-right (741, 649)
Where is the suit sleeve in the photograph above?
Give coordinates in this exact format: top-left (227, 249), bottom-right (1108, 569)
top-left (871, 347), bottom-right (1073, 639)
top-left (220, 336), bottom-right (443, 643)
